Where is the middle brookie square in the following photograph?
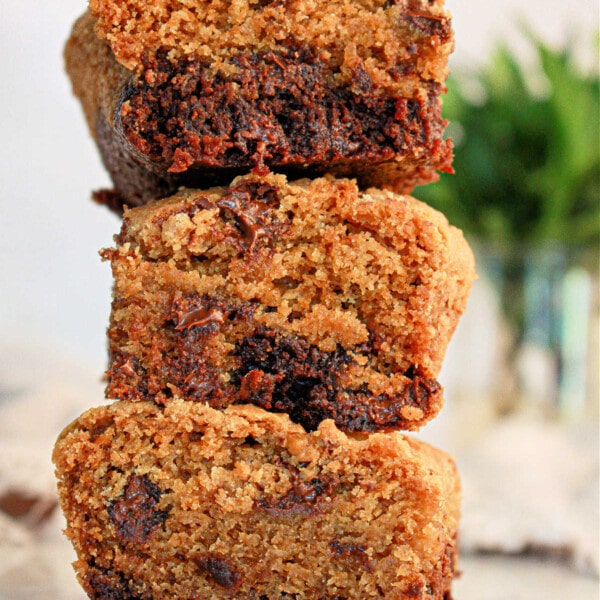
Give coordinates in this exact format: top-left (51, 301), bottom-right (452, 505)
top-left (102, 172), bottom-right (474, 433)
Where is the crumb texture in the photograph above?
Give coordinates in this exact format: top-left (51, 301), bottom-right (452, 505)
top-left (103, 172), bottom-right (475, 432)
top-left (89, 0), bottom-right (453, 88)
top-left (53, 400), bottom-right (460, 599)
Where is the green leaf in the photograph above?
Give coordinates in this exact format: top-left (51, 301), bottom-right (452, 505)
top-left (415, 26), bottom-right (600, 248)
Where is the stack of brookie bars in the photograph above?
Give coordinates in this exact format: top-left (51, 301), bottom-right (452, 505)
top-left (53, 1), bottom-right (476, 598)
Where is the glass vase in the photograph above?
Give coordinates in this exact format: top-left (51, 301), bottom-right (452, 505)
top-left (446, 241), bottom-right (598, 423)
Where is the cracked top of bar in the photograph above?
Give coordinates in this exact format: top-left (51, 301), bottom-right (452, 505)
top-left (66, 3), bottom-right (454, 209)
top-left (102, 172), bottom-right (475, 432)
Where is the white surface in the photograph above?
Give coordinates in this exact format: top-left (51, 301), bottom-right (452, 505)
top-left (458, 418), bottom-right (599, 576)
top-left (0, 1), bottom-right (118, 370)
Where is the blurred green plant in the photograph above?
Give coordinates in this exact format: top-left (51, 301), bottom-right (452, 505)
top-left (416, 29), bottom-right (600, 248)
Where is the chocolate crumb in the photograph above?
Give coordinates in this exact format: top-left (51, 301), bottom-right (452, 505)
top-left (86, 564), bottom-right (147, 600)
top-left (256, 461), bottom-right (339, 516)
top-left (330, 539), bottom-right (373, 572)
top-left (194, 555), bottom-right (243, 589)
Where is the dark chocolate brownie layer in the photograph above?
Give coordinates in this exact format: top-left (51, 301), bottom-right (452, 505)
top-left (66, 11), bottom-right (453, 211)
top-left (114, 49), bottom-right (452, 195)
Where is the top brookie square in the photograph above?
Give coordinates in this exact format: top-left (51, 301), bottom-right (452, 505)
top-left (65, 0), bottom-right (454, 211)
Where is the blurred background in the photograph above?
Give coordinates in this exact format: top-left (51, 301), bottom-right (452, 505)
top-left (0, 0), bottom-right (598, 598)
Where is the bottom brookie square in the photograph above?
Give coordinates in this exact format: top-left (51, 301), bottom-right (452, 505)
top-left (53, 400), bottom-right (460, 599)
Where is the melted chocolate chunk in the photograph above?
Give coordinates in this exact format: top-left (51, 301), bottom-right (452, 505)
top-left (330, 539), bottom-right (372, 572)
top-left (256, 461), bottom-right (339, 516)
top-left (189, 430), bottom-right (204, 442)
top-left (273, 276), bottom-right (300, 290)
top-left (193, 555), bottom-right (242, 589)
top-left (86, 564), bottom-right (148, 600)
top-left (235, 330), bottom-right (440, 432)
top-left (330, 539), bottom-right (367, 557)
top-left (108, 475), bottom-right (169, 544)
top-left (89, 416), bottom-right (115, 441)
top-left (197, 179), bottom-right (284, 250)
top-left (171, 295), bottom-right (230, 334)
top-left (404, 580), bottom-right (427, 598)
top-left (174, 306), bottom-right (226, 331)
top-left (258, 477), bottom-right (332, 515)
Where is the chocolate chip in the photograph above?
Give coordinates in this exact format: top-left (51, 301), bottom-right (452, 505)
top-left (85, 564), bottom-right (146, 600)
top-left (242, 435), bottom-right (260, 447)
top-left (189, 430), bottom-right (204, 442)
top-left (330, 539), bottom-right (372, 572)
top-left (193, 555), bottom-right (242, 589)
top-left (273, 276), bottom-right (299, 290)
top-left (256, 461), bottom-right (339, 516)
top-left (174, 306), bottom-right (226, 331)
top-left (108, 474), bottom-right (169, 544)
top-left (90, 416), bottom-right (115, 441)
top-left (171, 295), bottom-right (229, 333)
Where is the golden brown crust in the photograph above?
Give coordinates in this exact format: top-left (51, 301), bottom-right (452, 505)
top-left (88, 0), bottom-right (453, 90)
top-left (102, 172), bottom-right (475, 432)
top-left (53, 399), bottom-right (460, 599)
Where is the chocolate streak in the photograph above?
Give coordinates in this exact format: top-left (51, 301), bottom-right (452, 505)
top-left (236, 331), bottom-right (440, 432)
top-left (108, 311), bottom-right (440, 433)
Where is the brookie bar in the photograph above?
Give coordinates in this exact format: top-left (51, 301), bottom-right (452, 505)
top-left (102, 172), bottom-right (475, 432)
top-left (53, 399), bottom-right (461, 599)
top-left (65, 1), bottom-right (454, 210)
